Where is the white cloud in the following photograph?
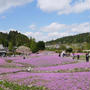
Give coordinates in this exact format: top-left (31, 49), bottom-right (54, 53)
top-left (70, 22), bottom-right (90, 33)
top-left (0, 0), bottom-right (33, 13)
top-left (41, 22), bottom-right (66, 32)
top-left (41, 22), bottom-right (90, 34)
top-left (37, 0), bottom-right (90, 15)
top-left (24, 31), bottom-right (69, 41)
top-left (29, 24), bottom-right (36, 30)
top-left (37, 0), bottom-right (70, 12)
top-left (58, 0), bottom-right (90, 15)
top-left (47, 32), bottom-right (69, 40)
top-left (0, 0), bottom-right (89, 15)
top-left (24, 32), bottom-right (44, 41)
top-left (0, 30), bottom-right (8, 33)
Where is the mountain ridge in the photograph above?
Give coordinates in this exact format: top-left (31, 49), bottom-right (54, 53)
top-left (46, 32), bottom-right (90, 45)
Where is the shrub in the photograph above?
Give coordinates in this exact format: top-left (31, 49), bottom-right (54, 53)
top-left (0, 81), bottom-right (47, 90)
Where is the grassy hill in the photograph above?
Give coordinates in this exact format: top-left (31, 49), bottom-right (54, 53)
top-left (46, 32), bottom-right (90, 45)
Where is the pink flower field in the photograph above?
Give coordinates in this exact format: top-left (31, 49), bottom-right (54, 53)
top-left (1, 72), bottom-right (90, 90)
top-left (0, 51), bottom-right (90, 90)
top-left (0, 58), bottom-right (5, 65)
top-left (34, 62), bottom-right (90, 72)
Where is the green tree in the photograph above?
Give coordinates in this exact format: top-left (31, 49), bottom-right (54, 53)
top-left (30, 39), bottom-right (38, 53)
top-left (37, 41), bottom-right (45, 50)
top-left (7, 30), bottom-right (30, 47)
top-left (66, 48), bottom-right (73, 53)
top-left (8, 42), bottom-right (13, 51)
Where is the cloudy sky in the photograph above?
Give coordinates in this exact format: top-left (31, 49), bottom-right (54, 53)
top-left (0, 0), bottom-right (90, 41)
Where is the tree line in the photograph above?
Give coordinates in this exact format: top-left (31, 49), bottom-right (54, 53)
top-left (0, 31), bottom-right (45, 53)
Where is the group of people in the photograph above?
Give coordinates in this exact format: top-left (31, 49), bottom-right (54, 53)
top-left (71, 53), bottom-right (80, 60)
top-left (59, 51), bottom-right (90, 62)
top-left (72, 53), bottom-right (90, 62)
top-left (59, 51), bottom-right (66, 57)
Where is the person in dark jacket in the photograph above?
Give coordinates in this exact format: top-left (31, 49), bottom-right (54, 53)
top-left (59, 53), bottom-right (61, 57)
top-left (23, 56), bottom-right (26, 59)
top-left (86, 53), bottom-right (89, 62)
top-left (77, 55), bottom-right (80, 60)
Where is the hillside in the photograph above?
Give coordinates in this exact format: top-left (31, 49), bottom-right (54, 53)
top-left (46, 32), bottom-right (90, 45)
top-left (0, 31), bottom-right (30, 47)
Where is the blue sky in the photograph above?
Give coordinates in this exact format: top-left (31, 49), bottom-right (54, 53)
top-left (0, 0), bottom-right (90, 41)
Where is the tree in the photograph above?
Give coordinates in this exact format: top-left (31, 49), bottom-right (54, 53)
top-left (0, 31), bottom-right (31, 48)
top-left (2, 39), bottom-right (8, 47)
top-left (37, 41), bottom-right (45, 50)
top-left (30, 39), bottom-right (38, 53)
top-left (66, 48), bottom-right (73, 53)
top-left (8, 42), bottom-right (13, 51)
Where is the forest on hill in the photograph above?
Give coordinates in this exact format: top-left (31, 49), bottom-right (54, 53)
top-left (0, 31), bottom-right (30, 47)
top-left (0, 31), bottom-right (45, 53)
top-left (46, 32), bottom-right (90, 45)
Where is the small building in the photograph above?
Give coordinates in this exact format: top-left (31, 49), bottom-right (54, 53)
top-left (0, 44), bottom-right (7, 56)
top-left (45, 44), bottom-right (60, 49)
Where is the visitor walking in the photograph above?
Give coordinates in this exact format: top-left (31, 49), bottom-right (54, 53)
top-left (23, 56), bottom-right (26, 59)
top-left (72, 53), bottom-right (75, 59)
top-left (77, 55), bottom-right (80, 60)
top-left (86, 53), bottom-right (89, 62)
top-left (59, 53), bottom-right (61, 57)
top-left (61, 51), bottom-right (66, 57)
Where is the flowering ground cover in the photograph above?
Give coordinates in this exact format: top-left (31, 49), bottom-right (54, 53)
top-left (7, 55), bottom-right (76, 67)
top-left (1, 72), bottom-right (90, 90)
top-left (0, 58), bottom-right (5, 65)
top-left (0, 68), bottom-right (21, 74)
top-left (33, 62), bottom-right (90, 72)
top-left (0, 52), bottom-right (89, 90)
top-left (74, 53), bottom-right (86, 56)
